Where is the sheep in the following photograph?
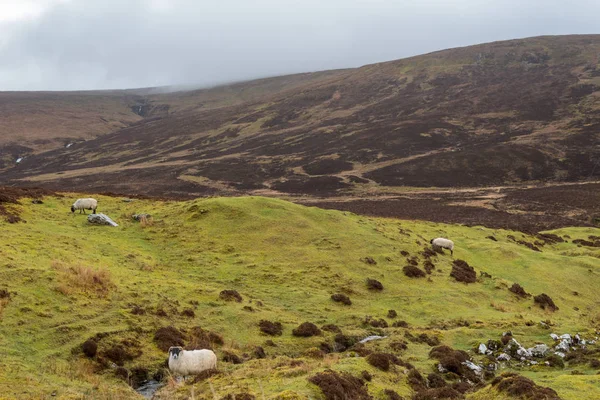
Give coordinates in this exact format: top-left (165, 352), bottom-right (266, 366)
top-left (71, 198), bottom-right (98, 214)
top-left (430, 237), bottom-right (454, 255)
top-left (168, 346), bottom-right (217, 377)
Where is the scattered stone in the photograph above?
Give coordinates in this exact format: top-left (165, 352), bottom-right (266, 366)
top-left (497, 353), bottom-right (511, 361)
top-left (478, 343), bottom-right (488, 354)
top-left (359, 335), bottom-right (386, 344)
top-left (529, 344), bottom-right (549, 358)
top-left (132, 213), bottom-right (151, 221)
top-left (87, 213), bottom-right (118, 227)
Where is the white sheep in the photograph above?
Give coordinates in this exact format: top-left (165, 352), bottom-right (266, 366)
top-left (71, 198), bottom-right (98, 214)
top-left (168, 346), bottom-right (217, 377)
top-left (430, 237), bottom-right (454, 255)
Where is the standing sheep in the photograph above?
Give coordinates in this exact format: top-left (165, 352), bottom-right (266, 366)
top-left (71, 198), bottom-right (98, 214)
top-left (168, 346), bottom-right (217, 377)
top-left (430, 237), bottom-right (454, 256)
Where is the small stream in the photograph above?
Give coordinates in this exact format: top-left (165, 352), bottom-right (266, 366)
top-left (135, 380), bottom-right (163, 399)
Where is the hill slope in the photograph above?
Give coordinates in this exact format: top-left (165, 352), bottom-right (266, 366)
top-left (0, 192), bottom-right (599, 399)
top-left (1, 35), bottom-right (600, 198)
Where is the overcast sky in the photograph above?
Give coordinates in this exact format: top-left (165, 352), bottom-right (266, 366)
top-left (0, 0), bottom-right (597, 91)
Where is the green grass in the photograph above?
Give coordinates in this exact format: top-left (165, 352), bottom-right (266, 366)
top-left (0, 194), bottom-right (599, 399)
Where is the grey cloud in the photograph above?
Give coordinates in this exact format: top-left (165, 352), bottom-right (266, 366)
top-left (0, 0), bottom-right (598, 90)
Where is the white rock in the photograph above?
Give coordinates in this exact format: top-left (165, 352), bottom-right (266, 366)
top-left (16, 157), bottom-right (23, 163)
top-left (359, 335), bottom-right (386, 344)
top-left (529, 344), bottom-right (549, 358)
top-left (555, 351), bottom-right (566, 358)
top-left (478, 343), bottom-right (488, 354)
top-left (530, 361), bottom-right (538, 365)
top-left (550, 333), bottom-right (559, 340)
top-left (87, 213), bottom-right (118, 227)
top-left (497, 353), bottom-right (511, 361)
top-left (555, 339), bottom-right (570, 352)
top-left (462, 361), bottom-right (482, 375)
top-left (559, 334), bottom-right (572, 343)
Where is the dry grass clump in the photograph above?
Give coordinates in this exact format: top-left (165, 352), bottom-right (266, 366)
top-left (52, 261), bottom-right (114, 296)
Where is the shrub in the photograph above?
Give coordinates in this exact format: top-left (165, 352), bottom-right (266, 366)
top-left (366, 352), bottom-right (403, 371)
top-left (366, 278), bottom-right (384, 291)
top-left (534, 293), bottom-right (559, 311)
top-left (331, 293), bottom-right (352, 305)
top-left (427, 372), bottom-right (447, 388)
top-left (254, 346), bottom-right (266, 359)
top-left (392, 320), bottom-right (409, 328)
top-left (450, 260), bottom-right (476, 283)
top-left (491, 373), bottom-right (561, 399)
top-left (308, 370), bottom-right (371, 400)
top-left (545, 354), bottom-right (565, 368)
top-left (82, 339), bottom-right (97, 358)
top-left (413, 387), bottom-right (462, 400)
top-left (403, 265), bottom-right (426, 278)
top-left (387, 309), bottom-right (398, 318)
top-left (384, 389), bottom-right (403, 400)
top-left (361, 257), bottom-right (377, 265)
top-left (361, 370), bottom-right (372, 382)
top-left (221, 394), bottom-right (255, 400)
top-left (423, 260), bottom-right (435, 274)
top-left (292, 322), bottom-right (321, 337)
top-left (508, 283), bottom-right (530, 297)
top-left (181, 308), bottom-right (195, 318)
top-left (186, 326), bottom-right (224, 350)
top-left (321, 324), bottom-right (341, 333)
top-left (154, 326), bottom-right (186, 351)
top-left (222, 350), bottom-right (243, 364)
top-left (219, 289), bottom-right (243, 302)
top-left (259, 320), bottom-right (283, 336)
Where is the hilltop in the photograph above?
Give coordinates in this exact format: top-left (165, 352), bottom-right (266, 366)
top-left (1, 35), bottom-right (600, 202)
top-left (0, 190), bottom-right (599, 399)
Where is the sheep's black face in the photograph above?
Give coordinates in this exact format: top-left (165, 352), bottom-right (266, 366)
top-left (71, 206), bottom-right (75, 213)
top-left (169, 347), bottom-right (182, 359)
top-left (429, 239), bottom-right (433, 244)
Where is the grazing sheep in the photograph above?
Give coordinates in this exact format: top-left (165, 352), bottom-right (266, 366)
top-left (71, 198), bottom-right (98, 214)
top-left (430, 237), bottom-right (454, 256)
top-left (168, 346), bottom-right (217, 377)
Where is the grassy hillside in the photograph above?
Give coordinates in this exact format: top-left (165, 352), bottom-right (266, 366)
top-left (0, 194), bottom-right (599, 399)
